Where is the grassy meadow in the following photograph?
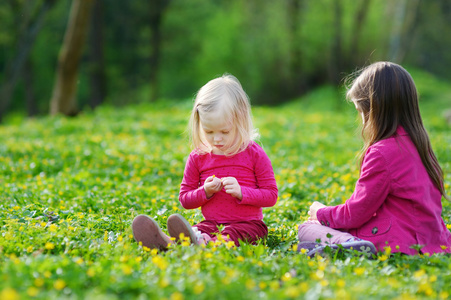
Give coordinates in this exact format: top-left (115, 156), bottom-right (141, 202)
top-left (0, 71), bottom-right (450, 299)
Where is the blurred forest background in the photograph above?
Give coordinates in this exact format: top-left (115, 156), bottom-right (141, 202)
top-left (1, 0), bottom-right (451, 122)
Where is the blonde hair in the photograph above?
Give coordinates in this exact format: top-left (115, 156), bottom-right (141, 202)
top-left (189, 74), bottom-right (258, 156)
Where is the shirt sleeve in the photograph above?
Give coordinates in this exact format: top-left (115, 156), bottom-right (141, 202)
top-left (240, 144), bottom-right (278, 207)
top-left (317, 147), bottom-right (391, 229)
top-left (179, 153), bottom-right (209, 209)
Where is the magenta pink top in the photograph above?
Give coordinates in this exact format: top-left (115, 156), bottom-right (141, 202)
top-left (179, 141), bottom-right (278, 223)
top-left (317, 127), bottom-right (451, 255)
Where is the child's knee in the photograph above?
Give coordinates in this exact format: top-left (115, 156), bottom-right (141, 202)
top-left (297, 220), bottom-right (321, 240)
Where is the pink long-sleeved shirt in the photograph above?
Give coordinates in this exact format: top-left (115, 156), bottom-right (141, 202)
top-left (317, 127), bottom-right (451, 255)
top-left (179, 141), bottom-right (278, 223)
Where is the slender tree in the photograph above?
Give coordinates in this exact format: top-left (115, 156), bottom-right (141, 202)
top-left (149, 0), bottom-right (171, 102)
top-left (50, 0), bottom-right (95, 116)
top-left (348, 0), bottom-right (372, 67)
top-left (330, 0), bottom-right (343, 85)
top-left (0, 0), bottom-right (55, 122)
top-left (88, 0), bottom-right (106, 109)
top-left (287, 0), bottom-right (305, 96)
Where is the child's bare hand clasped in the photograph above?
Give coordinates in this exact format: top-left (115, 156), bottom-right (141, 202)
top-left (307, 201), bottom-right (327, 221)
top-left (204, 176), bottom-right (223, 198)
top-left (221, 177), bottom-right (242, 200)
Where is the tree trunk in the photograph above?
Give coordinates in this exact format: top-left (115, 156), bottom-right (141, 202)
top-left (388, 0), bottom-right (420, 63)
top-left (330, 0), bottom-right (343, 85)
top-left (287, 0), bottom-right (305, 96)
top-left (0, 0), bottom-right (54, 122)
top-left (24, 58), bottom-right (38, 117)
top-left (149, 0), bottom-right (170, 102)
top-left (88, 0), bottom-right (106, 109)
top-left (50, 0), bottom-right (95, 116)
top-left (349, 0), bottom-right (372, 67)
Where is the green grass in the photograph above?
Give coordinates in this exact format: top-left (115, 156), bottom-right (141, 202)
top-left (0, 72), bottom-right (450, 299)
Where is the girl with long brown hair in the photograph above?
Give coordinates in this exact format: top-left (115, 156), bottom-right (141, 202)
top-left (298, 62), bottom-right (450, 257)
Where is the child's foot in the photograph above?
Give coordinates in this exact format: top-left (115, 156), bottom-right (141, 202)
top-left (132, 215), bottom-right (172, 251)
top-left (167, 214), bottom-right (202, 245)
top-left (306, 240), bottom-right (377, 258)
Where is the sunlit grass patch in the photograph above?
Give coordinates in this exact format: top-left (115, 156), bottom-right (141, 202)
top-left (0, 82), bottom-right (450, 299)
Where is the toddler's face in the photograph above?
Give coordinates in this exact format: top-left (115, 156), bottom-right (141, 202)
top-left (199, 111), bottom-right (233, 155)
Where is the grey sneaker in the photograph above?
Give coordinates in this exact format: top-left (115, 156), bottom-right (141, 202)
top-left (132, 215), bottom-right (172, 250)
top-left (297, 241), bottom-right (323, 252)
top-left (167, 214), bottom-right (201, 245)
top-left (307, 240), bottom-right (377, 258)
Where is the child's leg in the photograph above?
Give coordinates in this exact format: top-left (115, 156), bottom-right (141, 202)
top-left (132, 215), bottom-right (172, 250)
top-left (298, 220), bottom-right (355, 244)
top-left (220, 220), bottom-right (268, 246)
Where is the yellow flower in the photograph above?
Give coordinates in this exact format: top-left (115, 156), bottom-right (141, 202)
top-left (245, 279), bottom-right (256, 290)
top-left (45, 242), bottom-right (55, 250)
top-left (0, 288), bottom-right (19, 300)
top-left (269, 280), bottom-right (279, 291)
top-left (152, 256), bottom-right (168, 270)
top-left (49, 224), bottom-right (57, 232)
top-left (122, 264), bottom-right (133, 275)
top-left (284, 286), bottom-right (301, 298)
top-left (193, 283), bottom-right (205, 294)
top-left (118, 236), bottom-right (123, 242)
top-left (87, 268), bottom-right (95, 277)
top-left (414, 269), bottom-right (426, 279)
top-left (379, 255), bottom-right (388, 262)
top-left (226, 241), bottom-right (235, 249)
top-left (236, 256), bottom-right (245, 262)
top-left (54, 279), bottom-right (66, 290)
top-left (170, 292), bottom-right (184, 300)
top-left (281, 272), bottom-right (292, 282)
top-left (336, 279), bottom-right (346, 288)
top-left (384, 246), bottom-right (392, 255)
top-left (35, 278), bottom-right (45, 287)
top-left (27, 246), bottom-right (34, 253)
top-left (354, 267), bottom-right (365, 276)
top-left (27, 286), bottom-right (39, 297)
top-left (299, 248), bottom-right (307, 254)
top-left (299, 282), bottom-right (309, 292)
top-left (440, 245), bottom-right (448, 250)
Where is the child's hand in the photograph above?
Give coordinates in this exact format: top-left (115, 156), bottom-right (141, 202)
top-left (221, 177), bottom-right (242, 200)
top-left (204, 175), bottom-right (223, 199)
top-left (308, 201), bottom-right (327, 221)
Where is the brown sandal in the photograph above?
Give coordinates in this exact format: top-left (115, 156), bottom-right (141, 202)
top-left (132, 215), bottom-right (172, 250)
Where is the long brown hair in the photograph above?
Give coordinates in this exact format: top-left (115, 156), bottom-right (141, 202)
top-left (347, 62), bottom-right (448, 200)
